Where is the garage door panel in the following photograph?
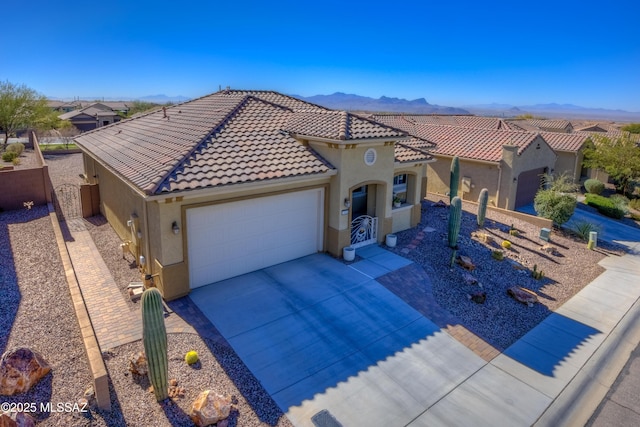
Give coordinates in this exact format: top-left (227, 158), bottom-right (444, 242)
top-left (188, 189), bottom-right (324, 288)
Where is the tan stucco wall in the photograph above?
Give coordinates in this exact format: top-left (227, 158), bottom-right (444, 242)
top-left (426, 156), bottom-right (501, 206)
top-left (555, 150), bottom-right (583, 182)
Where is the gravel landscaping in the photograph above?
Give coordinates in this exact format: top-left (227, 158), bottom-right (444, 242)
top-left (387, 196), bottom-right (627, 350)
top-left (0, 206), bottom-right (118, 426)
top-left (6, 152), bottom-right (629, 425)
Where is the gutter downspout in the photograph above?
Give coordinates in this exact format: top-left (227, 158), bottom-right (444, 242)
top-left (496, 163), bottom-right (503, 208)
top-left (142, 196), bottom-right (151, 276)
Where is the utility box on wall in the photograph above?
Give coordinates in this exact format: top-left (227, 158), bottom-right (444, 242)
top-left (80, 183), bottom-right (100, 217)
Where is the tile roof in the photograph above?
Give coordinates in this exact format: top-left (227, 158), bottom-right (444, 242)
top-left (75, 90), bottom-right (407, 196)
top-left (411, 124), bottom-right (540, 162)
top-left (537, 132), bottom-right (589, 152)
top-left (285, 111), bottom-right (406, 140)
top-left (373, 114), bottom-right (503, 131)
top-left (524, 119), bottom-right (572, 130)
top-left (394, 143), bottom-right (433, 163)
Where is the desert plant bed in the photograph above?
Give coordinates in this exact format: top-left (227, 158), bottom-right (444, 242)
top-left (386, 195), bottom-right (625, 350)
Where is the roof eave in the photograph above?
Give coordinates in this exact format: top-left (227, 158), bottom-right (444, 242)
top-left (145, 169), bottom-right (338, 202)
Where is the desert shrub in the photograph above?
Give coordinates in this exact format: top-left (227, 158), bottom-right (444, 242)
top-left (584, 178), bottom-right (604, 195)
top-left (2, 151), bottom-right (18, 162)
top-left (491, 250), bottom-right (504, 260)
top-left (12, 157), bottom-right (20, 166)
top-left (6, 143), bottom-right (24, 156)
top-left (534, 189), bottom-right (577, 225)
top-left (501, 240), bottom-right (512, 249)
top-left (571, 220), bottom-right (602, 241)
top-left (629, 198), bottom-right (640, 211)
top-left (585, 194), bottom-right (626, 219)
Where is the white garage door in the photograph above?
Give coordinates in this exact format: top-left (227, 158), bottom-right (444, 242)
top-left (187, 188), bottom-right (324, 288)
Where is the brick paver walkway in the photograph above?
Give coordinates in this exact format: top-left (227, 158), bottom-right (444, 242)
top-left (379, 226), bottom-right (502, 362)
top-left (63, 218), bottom-right (196, 351)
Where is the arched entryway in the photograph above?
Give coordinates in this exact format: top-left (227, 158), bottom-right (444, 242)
top-left (348, 182), bottom-right (386, 248)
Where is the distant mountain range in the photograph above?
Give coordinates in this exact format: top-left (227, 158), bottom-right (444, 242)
top-left (292, 92), bottom-right (470, 115)
top-left (462, 103), bottom-right (640, 121)
top-left (291, 92), bottom-right (639, 121)
top-left (48, 94), bottom-right (191, 104)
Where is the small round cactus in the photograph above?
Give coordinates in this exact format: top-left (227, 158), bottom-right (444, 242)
top-left (501, 240), bottom-right (512, 249)
top-left (185, 350), bottom-right (199, 365)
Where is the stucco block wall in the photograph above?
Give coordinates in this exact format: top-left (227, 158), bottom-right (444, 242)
top-left (0, 167), bottom-right (51, 211)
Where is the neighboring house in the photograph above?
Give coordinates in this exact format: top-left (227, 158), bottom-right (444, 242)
top-left (406, 124), bottom-right (556, 210)
top-left (59, 103), bottom-right (122, 131)
top-left (373, 114), bottom-right (505, 131)
top-left (537, 132), bottom-right (590, 182)
top-left (74, 90), bottom-right (433, 300)
top-left (505, 119), bottom-right (573, 133)
top-left (48, 100), bottom-right (81, 113)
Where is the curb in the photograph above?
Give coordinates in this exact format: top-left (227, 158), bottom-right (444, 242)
top-left (47, 204), bottom-right (111, 411)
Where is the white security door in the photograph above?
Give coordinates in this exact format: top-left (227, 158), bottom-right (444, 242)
top-left (187, 188), bottom-right (324, 288)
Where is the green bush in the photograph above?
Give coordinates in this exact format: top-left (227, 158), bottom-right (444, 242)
top-left (2, 151), bottom-right (18, 162)
top-left (585, 194), bottom-right (626, 219)
top-left (6, 143), bottom-right (24, 156)
top-left (584, 178), bottom-right (604, 195)
top-left (534, 189), bottom-right (577, 225)
top-left (629, 198), bottom-right (640, 211)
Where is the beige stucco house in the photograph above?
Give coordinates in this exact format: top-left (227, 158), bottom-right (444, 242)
top-left (74, 90), bottom-right (433, 300)
top-left (397, 124), bottom-right (557, 210)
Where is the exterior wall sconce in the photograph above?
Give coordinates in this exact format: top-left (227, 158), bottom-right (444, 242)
top-left (172, 221), bottom-right (180, 235)
top-left (344, 198), bottom-right (351, 208)
top-left (513, 177), bottom-right (517, 182)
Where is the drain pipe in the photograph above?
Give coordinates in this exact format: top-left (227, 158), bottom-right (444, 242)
top-left (496, 163), bottom-right (503, 208)
top-left (142, 197), bottom-right (151, 276)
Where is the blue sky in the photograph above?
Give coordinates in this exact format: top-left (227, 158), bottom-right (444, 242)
top-left (3, 0), bottom-right (639, 111)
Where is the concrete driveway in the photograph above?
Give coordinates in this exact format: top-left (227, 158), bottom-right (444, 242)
top-left (517, 202), bottom-right (640, 243)
top-left (190, 247), bottom-right (486, 426)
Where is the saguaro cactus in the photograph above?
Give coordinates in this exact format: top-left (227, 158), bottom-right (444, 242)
top-left (449, 156), bottom-right (460, 202)
top-left (141, 288), bottom-right (168, 401)
top-left (477, 188), bottom-right (489, 228)
top-left (448, 196), bottom-right (462, 248)
top-left (448, 196), bottom-right (462, 266)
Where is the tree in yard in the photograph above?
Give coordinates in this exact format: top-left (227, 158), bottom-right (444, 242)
top-left (621, 123), bottom-right (640, 134)
top-left (534, 172), bottom-right (578, 225)
top-left (582, 135), bottom-right (640, 194)
top-left (0, 81), bottom-right (49, 149)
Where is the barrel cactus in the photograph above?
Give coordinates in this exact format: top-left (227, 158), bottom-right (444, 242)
top-left (141, 288), bottom-right (168, 401)
top-left (477, 188), bottom-right (488, 227)
top-left (449, 156), bottom-right (460, 202)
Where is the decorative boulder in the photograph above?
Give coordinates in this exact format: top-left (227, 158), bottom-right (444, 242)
top-left (190, 390), bottom-right (232, 427)
top-left (128, 352), bottom-right (148, 376)
top-left (432, 200), bottom-right (447, 208)
top-left (0, 348), bottom-right (51, 396)
top-left (0, 411), bottom-right (36, 427)
top-left (508, 286), bottom-right (539, 307)
top-left (456, 255), bottom-right (476, 271)
top-left (468, 291), bottom-right (486, 304)
top-left (540, 244), bottom-right (558, 256)
top-left (462, 272), bottom-right (478, 285)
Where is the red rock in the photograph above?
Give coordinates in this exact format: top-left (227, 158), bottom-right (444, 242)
top-left (507, 286), bottom-right (539, 307)
top-left (456, 255), bottom-right (476, 271)
top-left (0, 411), bottom-right (35, 427)
top-left (128, 352), bottom-right (147, 376)
top-left (0, 348), bottom-right (51, 396)
top-left (190, 390), bottom-right (232, 427)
